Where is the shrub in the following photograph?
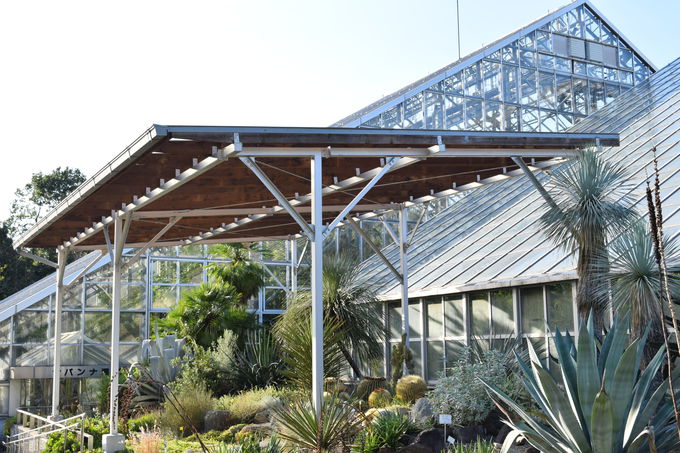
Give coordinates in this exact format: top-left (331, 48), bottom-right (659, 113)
top-left (367, 388), bottom-right (392, 408)
top-left (448, 438), bottom-right (495, 453)
top-left (127, 412), bottom-right (159, 433)
top-left (84, 415), bottom-right (109, 449)
top-left (3, 416), bottom-right (16, 437)
top-left (160, 373), bottom-right (214, 435)
top-left (354, 412), bottom-right (414, 453)
top-left (129, 426), bottom-right (163, 453)
top-left (356, 377), bottom-right (388, 401)
top-left (216, 387), bottom-right (287, 423)
top-left (395, 375), bottom-right (427, 403)
top-left (430, 349), bottom-right (518, 427)
top-left (42, 431), bottom-right (80, 453)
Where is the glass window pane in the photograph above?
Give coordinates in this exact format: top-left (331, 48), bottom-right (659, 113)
top-left (567, 6), bottom-right (583, 37)
top-left (547, 283), bottom-right (573, 331)
top-left (551, 15), bottom-right (568, 34)
top-left (573, 62), bottom-right (587, 76)
top-left (64, 285), bottom-right (82, 309)
top-left (589, 80), bottom-right (605, 112)
top-left (153, 260), bottom-right (177, 284)
top-left (604, 67), bottom-right (618, 82)
top-left (14, 347), bottom-right (48, 366)
top-left (410, 341), bottom-right (422, 376)
top-left (14, 311), bottom-right (48, 344)
top-left (583, 8), bottom-right (600, 41)
top-left (426, 298), bottom-right (443, 338)
top-left (426, 341), bottom-right (444, 381)
top-left (587, 64), bottom-right (603, 79)
top-left (490, 289), bottom-right (514, 335)
top-left (83, 345), bottom-right (110, 365)
top-left (464, 64), bottom-right (482, 97)
top-left (538, 54), bottom-right (554, 71)
top-left (470, 292), bottom-right (490, 337)
top-left (465, 98), bottom-right (483, 130)
top-left (444, 95), bottom-right (465, 130)
top-left (573, 78), bottom-right (588, 114)
top-left (445, 340), bottom-right (466, 367)
top-left (179, 261), bottom-right (203, 284)
top-left (85, 312), bottom-right (111, 343)
top-left (482, 60), bottom-right (501, 101)
top-left (555, 57), bottom-right (571, 73)
top-left (556, 112), bottom-right (574, 130)
top-left (502, 44), bottom-right (517, 64)
top-left (620, 70), bottom-right (633, 85)
top-left (504, 105), bottom-right (520, 131)
top-left (521, 107), bottom-right (539, 132)
top-left (409, 301), bottom-right (421, 339)
top-left (444, 295), bottom-right (465, 337)
top-left (441, 72), bottom-right (463, 94)
top-left (178, 244), bottom-right (203, 257)
top-left (521, 287), bottom-right (544, 336)
top-left (619, 48), bottom-right (633, 69)
top-left (502, 65), bottom-right (518, 104)
top-left (403, 93), bottom-right (424, 128)
top-left (265, 288), bottom-right (286, 310)
top-left (0, 347), bottom-right (10, 380)
top-left (0, 319), bottom-right (11, 344)
top-left (556, 75), bottom-right (573, 112)
top-left (84, 283), bottom-right (112, 308)
top-left (605, 83), bottom-right (620, 104)
top-left (0, 385), bottom-right (8, 414)
top-left (485, 102), bottom-right (503, 131)
top-left (541, 110), bottom-right (558, 132)
top-left (520, 50), bottom-right (536, 68)
top-left (538, 72), bottom-right (556, 110)
top-left (121, 313), bottom-right (145, 342)
top-left (536, 30), bottom-right (552, 52)
top-left (518, 32), bottom-right (535, 50)
top-left (424, 92), bottom-right (444, 129)
top-left (122, 284), bottom-right (146, 310)
top-left (382, 104), bottom-right (403, 129)
top-left (389, 303), bottom-right (402, 340)
top-left (520, 69), bottom-right (537, 106)
top-left (152, 285), bottom-right (177, 309)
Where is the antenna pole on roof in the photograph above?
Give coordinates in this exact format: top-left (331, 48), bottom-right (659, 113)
top-left (456, 0), bottom-right (461, 60)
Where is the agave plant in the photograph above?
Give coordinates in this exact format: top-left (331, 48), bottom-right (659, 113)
top-left (273, 393), bottom-right (361, 452)
top-left (482, 316), bottom-right (680, 453)
top-left (232, 328), bottom-right (284, 389)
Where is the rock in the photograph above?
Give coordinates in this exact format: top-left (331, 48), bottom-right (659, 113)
top-left (203, 410), bottom-right (234, 432)
top-left (482, 410), bottom-right (502, 436)
top-left (253, 410), bottom-right (271, 424)
top-left (414, 428), bottom-right (445, 453)
top-left (378, 448), bottom-right (397, 453)
top-left (397, 443), bottom-right (434, 453)
top-left (453, 425), bottom-right (485, 444)
top-left (410, 398), bottom-right (434, 423)
top-left (234, 423), bottom-right (272, 442)
top-left (494, 424), bottom-right (512, 444)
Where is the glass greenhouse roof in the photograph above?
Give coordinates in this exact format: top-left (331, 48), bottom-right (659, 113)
top-left (360, 56), bottom-right (680, 300)
top-left (333, 0), bottom-right (655, 133)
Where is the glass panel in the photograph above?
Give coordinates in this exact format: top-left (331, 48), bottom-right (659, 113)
top-left (445, 340), bottom-right (466, 366)
top-left (85, 312), bottom-right (111, 343)
top-left (604, 67), bottom-right (618, 82)
top-left (470, 291), bottom-right (490, 337)
top-left (441, 72), bottom-right (463, 95)
top-left (153, 260), bottom-right (177, 284)
top-left (573, 78), bottom-right (588, 114)
top-left (0, 386), bottom-right (9, 415)
top-left (538, 72), bottom-right (556, 110)
top-left (409, 301), bottom-right (421, 339)
top-left (501, 44), bottom-right (517, 64)
top-left (444, 95), bottom-right (465, 130)
top-left (152, 285), bottom-right (178, 309)
top-left (122, 258), bottom-right (146, 283)
top-left (122, 284), bottom-right (146, 310)
top-left (60, 344), bottom-right (82, 366)
top-left (426, 298), bottom-right (443, 338)
top-left (521, 287), bottom-right (544, 336)
top-left (382, 104), bottom-right (403, 129)
top-left (538, 53), bottom-right (554, 71)
top-left (121, 313), bottom-right (145, 342)
top-left (587, 64), bottom-right (603, 79)
top-left (619, 48), bottom-right (633, 69)
top-left (490, 289), bottom-right (514, 335)
top-left (178, 244), bottom-right (203, 257)
top-left (179, 261), bottom-right (203, 284)
top-left (519, 50), bottom-right (536, 68)
top-left (444, 295), bottom-right (465, 337)
top-left (555, 57), bottom-right (571, 73)
top-left (14, 346), bottom-right (48, 366)
top-left (556, 75), bottom-right (573, 112)
top-left (520, 69), bottom-right (537, 106)
top-left (0, 347), bottom-right (10, 380)
top-left (424, 92), bottom-right (444, 129)
top-left (426, 341), bottom-right (444, 380)
top-left (64, 285), bottom-right (82, 309)
top-left (567, 6), bottom-right (582, 38)
top-left (403, 93), bottom-right (424, 128)
top-left (547, 283), bottom-right (573, 331)
top-left (388, 303), bottom-right (402, 340)
top-left (464, 64), bottom-right (482, 97)
top-left (551, 15), bottom-right (568, 34)
top-left (504, 105), bottom-right (520, 131)
top-left (605, 83), bottom-right (620, 104)
top-left (0, 319), bottom-right (11, 343)
top-left (265, 288), bottom-right (286, 310)
top-left (484, 102), bottom-right (503, 131)
top-left (518, 31), bottom-right (535, 50)
top-left (583, 8), bottom-right (600, 41)
top-left (536, 30), bottom-right (551, 52)
top-left (556, 112), bottom-right (573, 130)
top-left (482, 60), bottom-right (501, 101)
top-left (601, 23), bottom-right (616, 45)
top-left (83, 345), bottom-right (110, 365)
top-left (540, 110), bottom-right (558, 132)
top-left (502, 65), bottom-right (519, 103)
top-left (410, 341), bottom-right (422, 376)
top-left (84, 283), bottom-right (112, 308)
top-left (620, 70), bottom-right (633, 85)
top-left (14, 311), bottom-right (48, 343)
top-left (589, 80), bottom-right (605, 112)
top-left (573, 62), bottom-right (587, 76)
top-left (521, 107), bottom-right (539, 132)
top-left (465, 98), bottom-right (483, 130)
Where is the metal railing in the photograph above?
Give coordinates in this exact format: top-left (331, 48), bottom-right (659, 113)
top-left (4, 409), bottom-right (94, 453)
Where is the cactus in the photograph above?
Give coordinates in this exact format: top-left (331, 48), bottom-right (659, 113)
top-left (395, 375), bottom-right (427, 403)
top-left (390, 333), bottom-right (415, 388)
top-left (356, 376), bottom-right (388, 401)
top-left (368, 388), bottom-right (392, 408)
top-left (324, 377), bottom-right (347, 394)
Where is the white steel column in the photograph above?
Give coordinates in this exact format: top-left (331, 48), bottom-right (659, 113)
top-left (290, 238), bottom-right (298, 293)
top-left (103, 214), bottom-right (126, 452)
top-left (310, 154), bottom-right (324, 416)
top-left (398, 207), bottom-right (410, 347)
top-left (50, 247), bottom-right (67, 418)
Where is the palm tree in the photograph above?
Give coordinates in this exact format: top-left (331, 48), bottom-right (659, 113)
top-left (606, 219), bottom-right (680, 346)
top-left (275, 255), bottom-right (387, 379)
top-left (208, 243), bottom-right (265, 305)
top-left (539, 150), bottom-right (636, 327)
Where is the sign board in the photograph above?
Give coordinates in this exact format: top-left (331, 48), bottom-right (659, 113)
top-left (439, 414), bottom-right (452, 425)
top-left (61, 366), bottom-right (109, 378)
top-left (11, 366), bottom-right (109, 379)
top-left (447, 436), bottom-right (456, 445)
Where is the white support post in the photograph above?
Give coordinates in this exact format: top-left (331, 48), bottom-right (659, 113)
top-left (310, 154), bottom-right (324, 417)
top-left (398, 207), bottom-right (410, 348)
top-left (290, 238), bottom-right (298, 294)
top-left (50, 247), bottom-right (67, 419)
top-left (103, 214), bottom-right (126, 452)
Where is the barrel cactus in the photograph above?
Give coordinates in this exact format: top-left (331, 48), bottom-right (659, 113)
top-left (395, 375), bottom-right (427, 403)
top-left (368, 388), bottom-right (392, 408)
top-left (356, 376), bottom-right (388, 401)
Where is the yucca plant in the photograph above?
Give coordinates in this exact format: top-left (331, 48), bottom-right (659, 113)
top-left (482, 315), bottom-right (680, 453)
top-left (232, 328), bottom-right (284, 389)
top-left (447, 438), bottom-right (496, 453)
top-left (273, 393), bottom-right (361, 452)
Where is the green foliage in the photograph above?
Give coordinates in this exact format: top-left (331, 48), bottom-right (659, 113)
top-left (482, 315), bottom-right (680, 453)
top-left (368, 388), bottom-right (392, 408)
top-left (395, 375), bottom-right (427, 404)
top-left (96, 372), bottom-right (110, 414)
top-left (216, 387), bottom-right (295, 423)
top-left (162, 282), bottom-right (257, 349)
top-left (160, 370), bottom-right (214, 435)
top-left (3, 416), bottom-right (16, 437)
top-left (431, 349), bottom-right (522, 427)
top-left (354, 412), bottom-right (414, 453)
top-left (84, 415), bottom-right (109, 449)
top-left (447, 438), bottom-right (496, 453)
top-left (231, 328), bottom-right (284, 390)
top-left (390, 333), bottom-right (415, 387)
top-left (208, 244), bottom-right (266, 306)
top-left (356, 377), bottom-right (388, 401)
top-left (539, 150), bottom-right (636, 325)
top-left (213, 435), bottom-right (283, 453)
top-left (274, 314), bottom-right (347, 390)
top-left (42, 430), bottom-right (80, 453)
top-left (273, 393), bottom-right (361, 452)
top-left (275, 255), bottom-right (386, 377)
top-left (127, 412), bottom-right (159, 433)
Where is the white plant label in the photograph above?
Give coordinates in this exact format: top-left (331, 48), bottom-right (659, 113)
top-left (447, 436), bottom-right (456, 445)
top-left (439, 414), bottom-right (452, 425)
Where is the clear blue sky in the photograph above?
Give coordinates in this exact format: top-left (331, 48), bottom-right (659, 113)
top-left (0, 0), bottom-right (677, 219)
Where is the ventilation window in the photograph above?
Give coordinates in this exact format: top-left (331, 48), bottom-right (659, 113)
top-left (553, 34), bottom-right (568, 56)
top-left (586, 42), bottom-right (604, 62)
top-left (568, 38), bottom-right (586, 59)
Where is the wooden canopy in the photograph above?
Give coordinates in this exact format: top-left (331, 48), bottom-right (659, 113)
top-left (15, 125), bottom-right (618, 250)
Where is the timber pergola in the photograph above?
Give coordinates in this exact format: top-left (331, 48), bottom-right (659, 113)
top-left (14, 124), bottom-right (618, 452)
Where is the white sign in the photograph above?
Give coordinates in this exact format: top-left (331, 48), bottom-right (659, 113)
top-left (439, 414), bottom-right (452, 425)
top-left (447, 436), bottom-right (456, 445)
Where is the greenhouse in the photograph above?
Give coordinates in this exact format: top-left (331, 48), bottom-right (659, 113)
top-left (2, 0), bottom-right (679, 452)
